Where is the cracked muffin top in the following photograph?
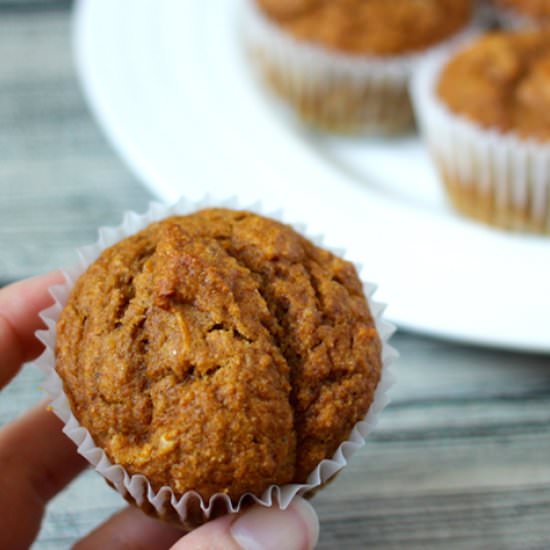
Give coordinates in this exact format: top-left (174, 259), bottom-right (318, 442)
top-left (256, 0), bottom-right (472, 56)
top-left (55, 208), bottom-right (382, 501)
top-left (494, 0), bottom-right (550, 19)
top-left (437, 30), bottom-right (550, 140)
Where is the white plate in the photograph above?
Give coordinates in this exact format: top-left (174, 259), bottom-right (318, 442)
top-left (74, 0), bottom-right (550, 353)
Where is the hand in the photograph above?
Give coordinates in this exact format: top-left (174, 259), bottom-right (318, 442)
top-left (0, 272), bottom-right (320, 550)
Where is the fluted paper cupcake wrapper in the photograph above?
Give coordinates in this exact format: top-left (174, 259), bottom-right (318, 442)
top-left (411, 48), bottom-right (550, 233)
top-left (33, 196), bottom-right (398, 527)
top-left (241, 0), bottom-right (480, 134)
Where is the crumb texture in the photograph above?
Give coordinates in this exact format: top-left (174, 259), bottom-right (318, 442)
top-left (56, 209), bottom-right (381, 500)
top-left (256, 0), bottom-right (472, 55)
top-left (438, 30), bottom-right (550, 140)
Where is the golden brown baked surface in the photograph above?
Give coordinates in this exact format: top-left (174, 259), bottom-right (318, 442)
top-left (437, 31), bottom-right (550, 140)
top-left (55, 208), bottom-right (382, 501)
top-left (495, 0), bottom-right (550, 18)
top-left (256, 0), bottom-right (472, 55)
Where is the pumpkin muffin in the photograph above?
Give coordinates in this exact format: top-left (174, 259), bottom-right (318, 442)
top-left (411, 30), bottom-right (550, 233)
top-left (55, 208), bottom-right (383, 505)
top-left (243, 0), bottom-right (475, 134)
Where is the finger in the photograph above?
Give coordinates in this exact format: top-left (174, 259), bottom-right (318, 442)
top-left (73, 506), bottom-right (184, 550)
top-left (0, 403), bottom-right (87, 550)
top-left (0, 271), bottom-right (63, 388)
top-left (171, 497), bottom-right (320, 550)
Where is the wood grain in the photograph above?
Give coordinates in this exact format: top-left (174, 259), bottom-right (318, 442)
top-left (0, 6), bottom-right (549, 550)
top-left (0, 8), bottom-right (151, 285)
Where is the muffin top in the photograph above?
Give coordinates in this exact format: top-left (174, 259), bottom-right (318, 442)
top-left (437, 31), bottom-right (550, 141)
top-left (256, 0), bottom-right (472, 56)
top-left (56, 208), bottom-right (382, 501)
top-left (495, 0), bottom-right (550, 18)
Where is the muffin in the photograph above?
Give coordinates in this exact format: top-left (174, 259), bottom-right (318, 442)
top-left (492, 0), bottom-right (550, 28)
top-left (51, 206), bottom-right (388, 526)
top-left (411, 30), bottom-right (550, 233)
top-left (242, 0), bottom-right (475, 134)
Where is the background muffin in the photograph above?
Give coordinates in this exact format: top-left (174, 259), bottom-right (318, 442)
top-left (243, 0), bottom-right (475, 134)
top-left (54, 207), bottom-right (385, 520)
top-left (412, 30), bottom-right (550, 233)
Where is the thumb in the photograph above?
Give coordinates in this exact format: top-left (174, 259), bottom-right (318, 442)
top-left (170, 496), bottom-right (319, 550)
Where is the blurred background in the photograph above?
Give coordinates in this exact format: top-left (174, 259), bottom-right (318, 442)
top-left (0, 0), bottom-right (150, 282)
top-left (1, 1), bottom-right (550, 548)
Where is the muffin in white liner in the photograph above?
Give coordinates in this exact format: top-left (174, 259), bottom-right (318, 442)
top-left (33, 196), bottom-right (397, 529)
top-left (411, 47), bottom-right (550, 234)
top-left (241, 0), bottom-right (480, 135)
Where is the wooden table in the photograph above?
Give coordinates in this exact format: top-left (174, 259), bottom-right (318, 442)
top-left (1, 4), bottom-right (549, 549)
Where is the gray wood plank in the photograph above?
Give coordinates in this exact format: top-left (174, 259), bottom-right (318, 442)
top-left (0, 1), bottom-right (70, 10)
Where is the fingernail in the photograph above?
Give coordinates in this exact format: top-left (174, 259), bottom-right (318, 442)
top-left (230, 497), bottom-right (319, 550)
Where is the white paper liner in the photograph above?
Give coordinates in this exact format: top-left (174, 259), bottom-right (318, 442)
top-left (241, 0), bottom-right (481, 134)
top-left (411, 46), bottom-right (550, 233)
top-left (33, 196), bottom-right (398, 525)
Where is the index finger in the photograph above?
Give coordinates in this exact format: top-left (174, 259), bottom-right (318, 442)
top-left (0, 271), bottom-right (63, 389)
